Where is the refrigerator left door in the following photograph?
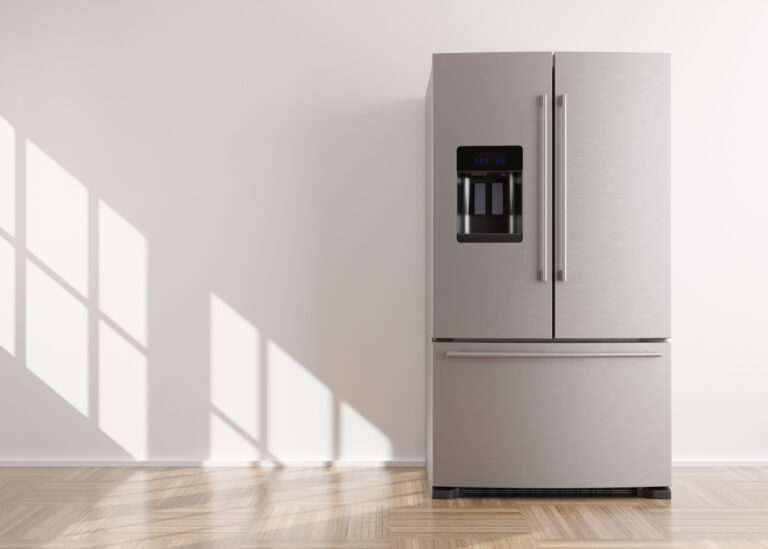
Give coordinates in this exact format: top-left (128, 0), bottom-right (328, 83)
top-left (431, 53), bottom-right (553, 339)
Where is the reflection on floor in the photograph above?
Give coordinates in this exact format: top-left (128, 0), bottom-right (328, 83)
top-left (0, 466), bottom-right (766, 548)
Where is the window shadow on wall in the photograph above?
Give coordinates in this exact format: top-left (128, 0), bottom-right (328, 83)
top-left (0, 92), bottom-right (425, 464)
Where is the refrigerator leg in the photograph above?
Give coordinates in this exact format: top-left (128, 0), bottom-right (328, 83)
top-left (432, 486), bottom-right (462, 499)
top-left (639, 486), bottom-right (672, 499)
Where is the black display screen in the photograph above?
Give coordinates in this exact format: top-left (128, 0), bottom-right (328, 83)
top-left (473, 151), bottom-right (507, 167)
top-left (457, 146), bottom-right (522, 172)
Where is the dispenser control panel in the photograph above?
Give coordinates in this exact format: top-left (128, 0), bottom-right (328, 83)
top-left (456, 146), bottom-right (523, 242)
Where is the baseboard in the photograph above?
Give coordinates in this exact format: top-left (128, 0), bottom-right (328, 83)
top-left (672, 461), bottom-right (768, 466)
top-left (0, 459), bottom-right (426, 467)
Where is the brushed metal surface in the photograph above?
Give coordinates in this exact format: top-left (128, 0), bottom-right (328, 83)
top-left (425, 70), bottom-right (435, 485)
top-left (554, 53), bottom-right (671, 339)
top-left (432, 341), bottom-right (671, 489)
top-left (431, 53), bottom-right (553, 339)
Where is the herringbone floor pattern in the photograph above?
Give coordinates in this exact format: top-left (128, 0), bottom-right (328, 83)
top-left (0, 467), bottom-right (766, 548)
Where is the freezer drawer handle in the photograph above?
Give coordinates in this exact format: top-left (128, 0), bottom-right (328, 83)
top-left (539, 94), bottom-right (548, 282)
top-left (558, 93), bottom-right (567, 282)
top-left (444, 351), bottom-right (662, 358)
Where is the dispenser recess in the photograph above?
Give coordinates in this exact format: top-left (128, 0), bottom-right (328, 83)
top-left (456, 146), bottom-right (522, 242)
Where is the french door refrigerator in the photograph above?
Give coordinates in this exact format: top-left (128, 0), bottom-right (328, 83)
top-left (426, 52), bottom-right (671, 499)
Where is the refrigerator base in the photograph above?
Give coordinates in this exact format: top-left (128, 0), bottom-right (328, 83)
top-left (432, 486), bottom-right (671, 499)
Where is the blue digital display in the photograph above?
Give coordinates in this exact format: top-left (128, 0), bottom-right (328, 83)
top-left (458, 146), bottom-right (521, 172)
top-left (473, 152), bottom-right (507, 166)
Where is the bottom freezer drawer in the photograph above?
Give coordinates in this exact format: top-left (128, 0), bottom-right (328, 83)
top-left (432, 342), bottom-right (670, 488)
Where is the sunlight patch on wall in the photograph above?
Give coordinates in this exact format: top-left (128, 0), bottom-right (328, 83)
top-left (209, 413), bottom-right (257, 460)
top-left (209, 294), bottom-right (259, 459)
top-left (99, 320), bottom-right (147, 459)
top-left (26, 260), bottom-right (88, 415)
top-left (0, 238), bottom-right (14, 355)
top-left (268, 340), bottom-right (331, 460)
top-left (0, 116), bottom-right (13, 236)
top-left (26, 140), bottom-right (88, 295)
top-left (340, 400), bottom-right (392, 461)
top-left (99, 200), bottom-right (147, 346)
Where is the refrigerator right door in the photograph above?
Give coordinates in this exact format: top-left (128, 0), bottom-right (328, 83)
top-left (554, 53), bottom-right (670, 339)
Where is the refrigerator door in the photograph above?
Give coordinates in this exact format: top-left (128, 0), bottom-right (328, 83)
top-left (430, 341), bottom-right (671, 489)
top-left (553, 53), bottom-right (670, 339)
top-left (431, 53), bottom-right (553, 339)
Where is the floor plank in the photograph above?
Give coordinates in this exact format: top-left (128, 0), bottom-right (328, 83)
top-left (0, 467), bottom-right (765, 548)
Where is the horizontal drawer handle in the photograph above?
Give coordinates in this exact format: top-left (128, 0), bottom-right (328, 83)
top-left (444, 351), bottom-right (661, 358)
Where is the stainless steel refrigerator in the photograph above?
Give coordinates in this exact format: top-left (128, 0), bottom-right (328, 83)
top-left (426, 52), bottom-right (671, 499)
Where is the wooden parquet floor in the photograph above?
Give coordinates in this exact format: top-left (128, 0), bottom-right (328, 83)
top-left (0, 466), bottom-right (766, 548)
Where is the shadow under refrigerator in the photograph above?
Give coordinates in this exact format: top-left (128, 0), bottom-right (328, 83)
top-left (426, 52), bottom-right (671, 499)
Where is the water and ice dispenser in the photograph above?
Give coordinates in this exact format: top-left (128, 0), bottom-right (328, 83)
top-left (456, 146), bottom-right (522, 242)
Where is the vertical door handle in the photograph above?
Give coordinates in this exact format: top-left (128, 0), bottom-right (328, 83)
top-left (558, 93), bottom-right (567, 281)
top-left (539, 94), bottom-right (548, 282)
top-left (463, 176), bottom-right (470, 234)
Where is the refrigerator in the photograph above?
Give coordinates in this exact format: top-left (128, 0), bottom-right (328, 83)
top-left (426, 52), bottom-right (671, 499)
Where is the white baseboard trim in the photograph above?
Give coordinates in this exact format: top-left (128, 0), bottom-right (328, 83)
top-left (672, 461), bottom-right (768, 466)
top-left (0, 460), bottom-right (426, 467)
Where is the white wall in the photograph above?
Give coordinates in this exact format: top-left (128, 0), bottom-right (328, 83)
top-left (0, 0), bottom-right (766, 463)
